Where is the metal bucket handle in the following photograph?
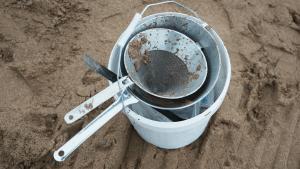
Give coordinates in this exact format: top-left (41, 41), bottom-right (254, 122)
top-left (140, 1), bottom-right (199, 18)
top-left (139, 1), bottom-right (210, 31)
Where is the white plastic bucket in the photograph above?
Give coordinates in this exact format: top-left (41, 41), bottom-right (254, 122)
top-left (108, 13), bottom-right (231, 149)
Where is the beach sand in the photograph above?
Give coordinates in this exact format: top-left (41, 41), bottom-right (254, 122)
top-left (0, 0), bottom-right (299, 168)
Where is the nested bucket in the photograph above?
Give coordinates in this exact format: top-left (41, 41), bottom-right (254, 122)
top-left (108, 11), bottom-right (231, 149)
top-left (52, 2), bottom-right (231, 162)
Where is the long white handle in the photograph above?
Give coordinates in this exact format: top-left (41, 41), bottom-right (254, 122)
top-left (54, 94), bottom-right (138, 161)
top-left (64, 76), bottom-right (133, 124)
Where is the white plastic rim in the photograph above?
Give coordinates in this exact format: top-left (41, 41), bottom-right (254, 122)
top-left (108, 12), bottom-right (231, 149)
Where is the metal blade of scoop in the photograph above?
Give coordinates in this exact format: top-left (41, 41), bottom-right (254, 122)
top-left (84, 54), bottom-right (117, 82)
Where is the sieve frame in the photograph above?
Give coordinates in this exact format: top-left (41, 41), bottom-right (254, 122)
top-left (123, 28), bottom-right (208, 99)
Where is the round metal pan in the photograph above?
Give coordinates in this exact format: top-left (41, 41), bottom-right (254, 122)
top-left (124, 28), bottom-right (207, 99)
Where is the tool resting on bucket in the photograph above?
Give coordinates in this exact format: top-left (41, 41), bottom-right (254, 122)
top-left (53, 1), bottom-right (214, 162)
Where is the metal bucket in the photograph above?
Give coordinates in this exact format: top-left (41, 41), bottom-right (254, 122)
top-left (108, 12), bottom-right (231, 148)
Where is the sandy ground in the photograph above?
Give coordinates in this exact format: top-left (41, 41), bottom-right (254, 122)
top-left (0, 0), bottom-right (299, 169)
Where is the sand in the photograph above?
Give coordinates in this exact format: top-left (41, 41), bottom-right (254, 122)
top-left (0, 0), bottom-right (299, 169)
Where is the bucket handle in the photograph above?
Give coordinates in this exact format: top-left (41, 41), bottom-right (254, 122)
top-left (140, 1), bottom-right (199, 18)
top-left (54, 92), bottom-right (138, 161)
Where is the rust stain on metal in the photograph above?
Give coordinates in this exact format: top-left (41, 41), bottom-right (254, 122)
top-left (84, 102), bottom-right (93, 110)
top-left (128, 35), bottom-right (150, 71)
